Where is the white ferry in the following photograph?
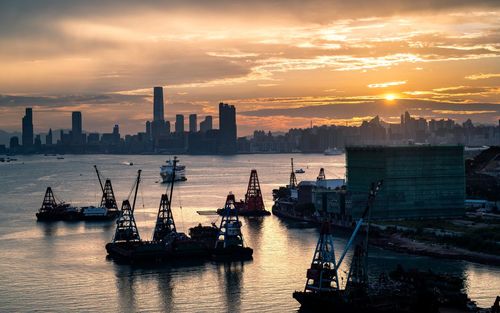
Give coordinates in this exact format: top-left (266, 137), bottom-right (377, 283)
top-left (160, 158), bottom-right (187, 183)
top-left (323, 147), bottom-right (343, 155)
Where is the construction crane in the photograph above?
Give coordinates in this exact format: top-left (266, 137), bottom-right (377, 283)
top-left (94, 165), bottom-right (118, 211)
top-left (289, 158), bottom-right (297, 188)
top-left (112, 170), bottom-right (142, 243)
top-left (152, 157), bottom-right (178, 242)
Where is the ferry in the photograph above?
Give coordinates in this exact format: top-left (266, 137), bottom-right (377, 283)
top-left (323, 147), bottom-right (343, 155)
top-left (160, 158), bottom-right (187, 183)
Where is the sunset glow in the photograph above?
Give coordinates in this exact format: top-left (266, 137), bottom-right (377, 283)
top-left (0, 1), bottom-right (498, 135)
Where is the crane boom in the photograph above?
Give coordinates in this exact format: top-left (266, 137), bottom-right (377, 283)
top-left (94, 165), bottom-right (104, 193)
top-left (335, 180), bottom-right (383, 269)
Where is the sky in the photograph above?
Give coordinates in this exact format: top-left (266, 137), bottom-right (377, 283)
top-left (0, 0), bottom-right (499, 135)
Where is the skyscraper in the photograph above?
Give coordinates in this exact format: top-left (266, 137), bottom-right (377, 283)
top-left (22, 108), bottom-right (33, 147)
top-left (175, 114), bottom-right (184, 133)
top-left (153, 86), bottom-right (164, 121)
top-left (200, 116), bottom-right (213, 133)
top-left (46, 129), bottom-right (53, 145)
top-left (72, 111), bottom-right (82, 144)
top-left (189, 114), bottom-right (197, 133)
top-left (218, 103), bottom-right (237, 154)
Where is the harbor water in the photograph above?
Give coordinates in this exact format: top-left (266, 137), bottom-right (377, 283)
top-left (0, 154), bottom-right (498, 312)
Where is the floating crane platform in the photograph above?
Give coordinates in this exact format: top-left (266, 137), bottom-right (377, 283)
top-left (216, 169), bottom-right (270, 217)
top-left (36, 187), bottom-right (80, 221)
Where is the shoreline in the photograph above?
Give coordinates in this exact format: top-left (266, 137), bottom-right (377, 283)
top-left (371, 233), bottom-right (500, 267)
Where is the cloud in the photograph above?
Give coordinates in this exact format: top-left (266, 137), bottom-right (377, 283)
top-left (465, 73), bottom-right (500, 80)
top-left (368, 81), bottom-right (407, 88)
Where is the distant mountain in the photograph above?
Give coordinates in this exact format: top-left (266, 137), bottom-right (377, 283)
top-left (0, 130), bottom-right (21, 147)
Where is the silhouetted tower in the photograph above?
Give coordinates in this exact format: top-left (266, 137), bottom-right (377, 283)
top-left (303, 222), bottom-right (340, 293)
top-left (245, 170), bottom-right (265, 212)
top-left (153, 86), bottom-right (165, 122)
top-left (345, 243), bottom-right (368, 294)
top-left (39, 187), bottom-right (58, 213)
top-left (113, 170), bottom-right (142, 243)
top-left (216, 193), bottom-right (244, 249)
top-left (289, 158), bottom-right (297, 188)
top-left (22, 108), bottom-right (33, 147)
top-left (317, 168), bottom-right (326, 181)
top-left (94, 165), bottom-right (118, 211)
top-left (152, 157), bottom-right (179, 242)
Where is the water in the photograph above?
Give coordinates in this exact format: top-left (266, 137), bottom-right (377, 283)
top-left (0, 154), bottom-right (498, 312)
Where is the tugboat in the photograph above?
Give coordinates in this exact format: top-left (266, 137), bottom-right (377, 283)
top-left (212, 193), bottom-right (253, 261)
top-left (217, 169), bottom-right (271, 216)
top-left (80, 166), bottom-right (119, 221)
top-left (160, 157), bottom-right (187, 183)
top-left (36, 187), bottom-right (80, 221)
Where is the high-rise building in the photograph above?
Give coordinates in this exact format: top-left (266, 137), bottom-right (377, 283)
top-left (22, 108), bottom-right (33, 147)
top-left (189, 114), bottom-right (197, 133)
top-left (218, 103), bottom-right (237, 154)
top-left (145, 121), bottom-right (151, 140)
top-left (200, 116), bottom-right (213, 133)
top-left (113, 124), bottom-right (120, 144)
top-left (72, 111), bottom-right (82, 144)
top-left (153, 86), bottom-right (165, 122)
top-left (175, 114), bottom-right (184, 133)
top-left (46, 129), bottom-right (53, 145)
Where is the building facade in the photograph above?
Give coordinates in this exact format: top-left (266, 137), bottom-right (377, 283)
top-left (346, 145), bottom-right (465, 219)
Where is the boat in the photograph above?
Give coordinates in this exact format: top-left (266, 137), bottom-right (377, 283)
top-left (80, 165), bottom-right (120, 221)
top-left (106, 158), bottom-right (207, 263)
top-left (36, 187), bottom-right (80, 221)
top-left (160, 158), bottom-right (187, 183)
top-left (212, 193), bottom-right (253, 261)
top-left (324, 147), bottom-right (343, 155)
top-left (295, 168), bottom-right (305, 174)
top-left (293, 181), bottom-right (479, 313)
top-left (216, 170), bottom-right (271, 217)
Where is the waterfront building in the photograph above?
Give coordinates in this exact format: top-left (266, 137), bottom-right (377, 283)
top-left (22, 108), bottom-right (33, 147)
top-left (175, 114), bottom-right (184, 133)
top-left (346, 145), bottom-right (465, 219)
top-left (189, 114), bottom-right (197, 133)
top-left (218, 102), bottom-right (237, 154)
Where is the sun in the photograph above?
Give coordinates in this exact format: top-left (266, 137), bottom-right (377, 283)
top-left (385, 94), bottom-right (396, 101)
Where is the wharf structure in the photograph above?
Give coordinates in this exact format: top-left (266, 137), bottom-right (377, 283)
top-left (346, 145), bottom-right (465, 219)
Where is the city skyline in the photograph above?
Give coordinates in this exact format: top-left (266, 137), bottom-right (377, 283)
top-left (0, 1), bottom-right (499, 135)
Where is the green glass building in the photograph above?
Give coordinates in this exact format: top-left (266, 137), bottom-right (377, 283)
top-left (346, 145), bottom-right (465, 219)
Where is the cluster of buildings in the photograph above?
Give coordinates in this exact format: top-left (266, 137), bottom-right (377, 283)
top-left (239, 114), bottom-right (500, 153)
top-left (2, 86), bottom-right (500, 155)
top-left (284, 145), bottom-right (468, 221)
top-left (5, 87), bottom-right (237, 155)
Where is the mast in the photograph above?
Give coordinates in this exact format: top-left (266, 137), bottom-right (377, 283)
top-left (245, 169), bottom-right (265, 212)
top-left (152, 157), bottom-right (178, 242)
top-left (317, 168), bottom-right (326, 181)
top-left (303, 222), bottom-right (340, 293)
top-left (40, 187), bottom-right (58, 212)
top-left (112, 170), bottom-right (142, 243)
top-left (289, 158), bottom-right (297, 188)
top-left (216, 193), bottom-right (244, 249)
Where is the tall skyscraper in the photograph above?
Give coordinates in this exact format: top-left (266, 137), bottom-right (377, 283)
top-left (189, 114), bottom-right (197, 133)
top-left (22, 108), bottom-right (33, 147)
top-left (200, 116), bottom-right (213, 133)
top-left (218, 103), bottom-right (237, 154)
top-left (46, 129), bottom-right (53, 145)
top-left (153, 86), bottom-right (164, 121)
top-left (72, 111), bottom-right (82, 144)
top-left (145, 121), bottom-right (151, 140)
top-left (175, 114), bottom-right (184, 133)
